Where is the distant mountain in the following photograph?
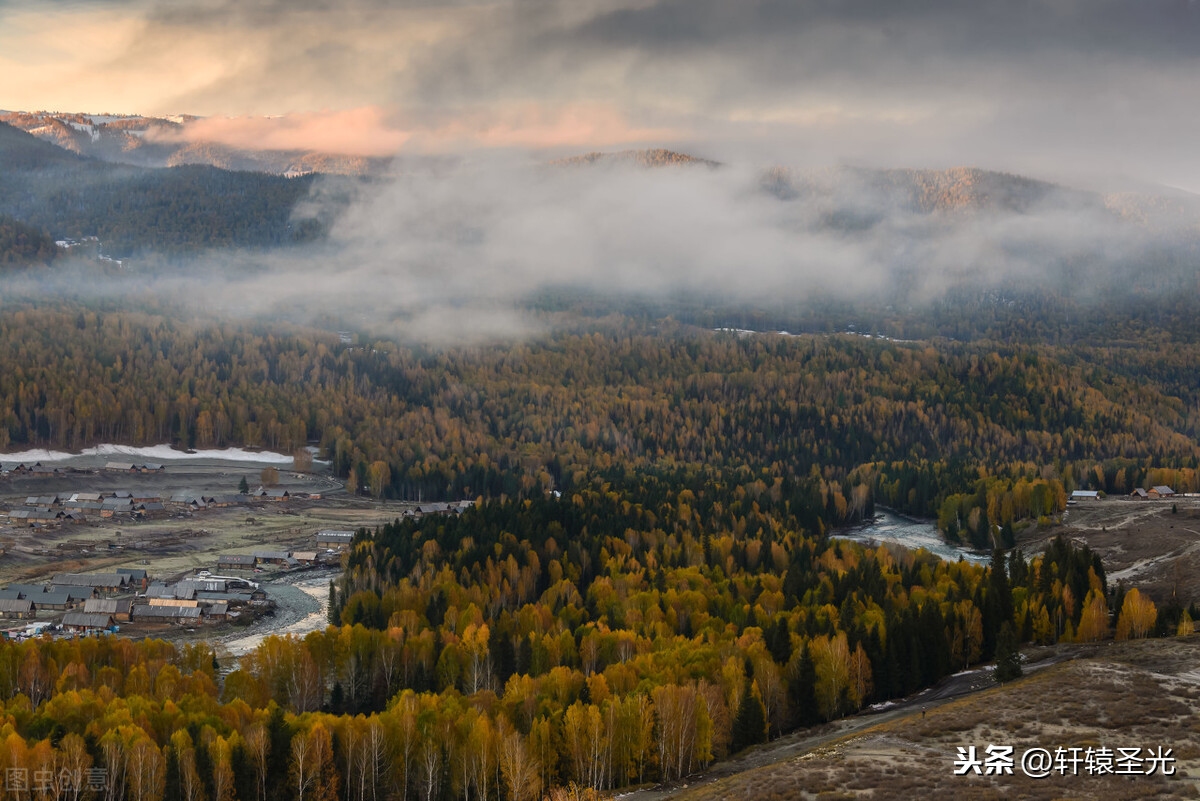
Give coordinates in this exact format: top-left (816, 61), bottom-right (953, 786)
top-left (0, 120), bottom-right (332, 258)
top-left (761, 165), bottom-right (1101, 215)
top-left (552, 152), bottom-right (1197, 227)
top-left (550, 152), bottom-right (1070, 215)
top-left (550, 148), bottom-right (721, 169)
top-left (163, 140), bottom-right (389, 176)
top-left (0, 120), bottom-right (83, 169)
top-left (1101, 190), bottom-right (1200, 234)
top-left (3, 116), bottom-right (1198, 268)
top-left (1, 111), bottom-right (392, 177)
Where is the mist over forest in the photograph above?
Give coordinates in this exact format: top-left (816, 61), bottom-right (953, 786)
top-left (4, 118), bottom-right (1200, 345)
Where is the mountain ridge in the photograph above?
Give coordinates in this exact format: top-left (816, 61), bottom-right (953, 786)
top-left (1, 110), bottom-right (392, 177)
top-left (7, 109), bottom-right (1198, 223)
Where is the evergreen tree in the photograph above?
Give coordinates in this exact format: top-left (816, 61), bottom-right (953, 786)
top-left (731, 674), bottom-right (767, 752)
top-left (490, 624), bottom-right (516, 685)
top-left (918, 601), bottom-right (951, 684)
top-left (516, 636), bottom-right (533, 676)
top-left (239, 475), bottom-right (250, 494)
top-left (230, 742), bottom-right (256, 801)
top-left (329, 681), bottom-right (344, 714)
top-left (789, 644), bottom-right (820, 727)
top-left (328, 581), bottom-right (340, 625)
top-left (994, 622), bottom-right (1022, 683)
top-left (266, 704), bottom-right (292, 801)
top-left (768, 617), bottom-right (793, 664)
top-left (192, 731), bottom-right (215, 801)
top-left (164, 744), bottom-right (180, 801)
top-left (983, 548), bottom-right (1014, 658)
top-left (744, 606), bottom-right (758, 631)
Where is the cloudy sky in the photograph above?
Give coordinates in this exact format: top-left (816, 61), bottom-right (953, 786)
top-left (3, 0), bottom-right (1200, 186)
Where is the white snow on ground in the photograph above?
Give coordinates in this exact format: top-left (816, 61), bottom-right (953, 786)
top-left (0, 444), bottom-right (302, 464)
top-left (714, 327), bottom-right (914, 343)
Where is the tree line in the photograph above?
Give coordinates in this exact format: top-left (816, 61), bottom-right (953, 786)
top-left (0, 483), bottom-right (1188, 800)
top-left (2, 306), bottom-right (1199, 534)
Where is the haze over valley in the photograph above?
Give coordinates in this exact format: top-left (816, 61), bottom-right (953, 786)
top-left (1, 2), bottom-right (1199, 799)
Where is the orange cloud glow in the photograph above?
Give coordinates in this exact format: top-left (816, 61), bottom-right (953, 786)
top-left (153, 104), bottom-right (685, 156)
top-left (154, 108), bottom-right (412, 156)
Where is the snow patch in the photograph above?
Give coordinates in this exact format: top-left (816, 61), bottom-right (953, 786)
top-left (0, 444), bottom-right (307, 465)
top-left (715, 327), bottom-right (913, 344)
top-left (952, 667), bottom-right (985, 677)
top-left (847, 331), bottom-right (915, 344)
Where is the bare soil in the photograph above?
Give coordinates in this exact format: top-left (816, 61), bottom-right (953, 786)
top-left (1020, 497), bottom-right (1200, 606)
top-left (0, 463), bottom-right (410, 585)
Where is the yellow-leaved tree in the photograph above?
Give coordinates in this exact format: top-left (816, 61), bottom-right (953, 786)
top-left (1115, 589), bottom-right (1157, 640)
top-left (1075, 589), bottom-right (1109, 642)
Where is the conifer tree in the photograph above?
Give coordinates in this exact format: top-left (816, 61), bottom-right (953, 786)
top-left (994, 622), bottom-right (1022, 683)
top-left (789, 644), bottom-right (820, 727)
top-left (731, 674), bottom-right (767, 752)
top-left (768, 618), bottom-right (793, 664)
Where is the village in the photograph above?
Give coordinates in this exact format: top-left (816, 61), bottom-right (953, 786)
top-left (0, 459), bottom-right (320, 527)
top-left (0, 529), bottom-right (344, 640)
top-left (0, 455), bottom-right (475, 645)
top-left (1068, 484), bottom-right (1191, 503)
top-left (0, 524), bottom-right (468, 643)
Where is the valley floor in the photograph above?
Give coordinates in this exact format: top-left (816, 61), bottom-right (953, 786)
top-left (1023, 498), bottom-right (1200, 606)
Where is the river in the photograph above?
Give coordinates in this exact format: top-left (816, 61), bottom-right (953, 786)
top-left (835, 509), bottom-right (989, 564)
top-left (217, 569), bottom-right (337, 657)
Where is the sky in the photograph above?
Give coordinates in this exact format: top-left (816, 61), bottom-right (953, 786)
top-left (2, 0), bottom-right (1200, 187)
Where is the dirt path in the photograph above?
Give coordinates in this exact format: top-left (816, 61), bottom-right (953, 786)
top-left (1109, 537), bottom-right (1200, 582)
top-left (1061, 503), bottom-right (1164, 533)
top-left (617, 648), bottom-right (1083, 801)
top-left (1024, 498), bottom-right (1200, 603)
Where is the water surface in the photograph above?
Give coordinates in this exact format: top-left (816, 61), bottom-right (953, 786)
top-left (836, 509), bottom-right (989, 564)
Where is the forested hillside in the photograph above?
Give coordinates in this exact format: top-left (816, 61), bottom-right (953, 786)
top-left (1, 305), bottom-right (1200, 545)
top-left (1, 111), bottom-right (393, 175)
top-left (0, 485), bottom-right (1184, 800)
top-left (0, 215), bottom-right (59, 266)
top-left (0, 122), bottom-right (327, 256)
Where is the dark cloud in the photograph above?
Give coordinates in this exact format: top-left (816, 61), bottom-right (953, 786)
top-left (6, 0), bottom-right (1200, 187)
top-left (567, 0), bottom-right (1200, 59)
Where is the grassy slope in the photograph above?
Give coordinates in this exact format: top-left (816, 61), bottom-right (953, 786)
top-left (674, 637), bottom-right (1200, 800)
